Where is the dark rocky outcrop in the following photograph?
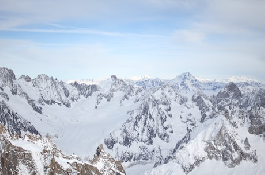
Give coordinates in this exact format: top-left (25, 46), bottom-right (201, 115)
top-left (91, 144), bottom-right (126, 175)
top-left (0, 67), bottom-right (17, 95)
top-left (19, 75), bottom-right (32, 82)
top-left (0, 92), bottom-right (9, 101)
top-left (0, 101), bottom-right (40, 137)
top-left (0, 125), bottom-right (125, 175)
top-left (205, 126), bottom-right (258, 168)
top-left (216, 82), bottom-right (242, 110)
top-left (71, 82), bottom-right (99, 98)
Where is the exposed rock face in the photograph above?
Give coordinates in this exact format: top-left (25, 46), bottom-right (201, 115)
top-left (205, 126), bottom-right (257, 168)
top-left (149, 83), bottom-right (264, 174)
top-left (248, 107), bottom-right (265, 135)
top-left (91, 144), bottom-right (125, 175)
top-left (96, 75), bottom-right (138, 108)
top-left (246, 89), bottom-right (265, 135)
top-left (1, 67), bottom-right (265, 174)
top-left (256, 89), bottom-right (265, 107)
top-left (47, 157), bottom-right (101, 175)
top-left (18, 90), bottom-right (43, 114)
top-left (110, 75), bottom-right (136, 96)
top-left (71, 82), bottom-right (99, 98)
top-left (0, 92), bottom-right (9, 101)
top-left (32, 74), bottom-right (77, 107)
top-left (111, 75), bottom-right (117, 80)
top-left (118, 98), bottom-right (171, 147)
top-left (103, 82), bottom-right (264, 170)
top-left (19, 75), bottom-right (32, 82)
top-left (0, 67), bottom-right (17, 95)
top-left (154, 116), bottom-right (259, 174)
top-left (104, 94), bottom-right (175, 164)
top-left (0, 124), bottom-right (36, 174)
top-left (0, 67), bottom-right (80, 110)
top-left (192, 93), bottom-right (213, 123)
top-left (0, 101), bottom-right (40, 137)
top-left (0, 68), bottom-right (16, 85)
top-left (135, 78), bottom-right (165, 88)
top-left (216, 82), bottom-right (242, 111)
top-left (0, 139), bottom-right (36, 175)
top-left (0, 124), bottom-right (125, 175)
top-left (225, 82), bottom-right (242, 99)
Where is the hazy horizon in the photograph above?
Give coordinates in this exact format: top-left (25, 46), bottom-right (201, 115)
top-left (1, 0), bottom-right (265, 82)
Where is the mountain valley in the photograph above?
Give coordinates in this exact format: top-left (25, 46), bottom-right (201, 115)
top-left (0, 67), bottom-right (265, 174)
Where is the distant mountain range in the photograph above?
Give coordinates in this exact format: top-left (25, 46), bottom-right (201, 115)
top-left (67, 74), bottom-right (261, 86)
top-left (0, 67), bottom-right (265, 174)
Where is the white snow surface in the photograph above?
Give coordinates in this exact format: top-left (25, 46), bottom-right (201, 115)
top-left (144, 127), bottom-right (265, 175)
top-left (142, 115), bottom-right (265, 175)
top-left (4, 78), bottom-right (138, 159)
top-left (1, 68), bottom-right (265, 175)
top-left (11, 138), bottom-right (45, 175)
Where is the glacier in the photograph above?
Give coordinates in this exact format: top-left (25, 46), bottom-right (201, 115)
top-left (0, 67), bottom-right (265, 174)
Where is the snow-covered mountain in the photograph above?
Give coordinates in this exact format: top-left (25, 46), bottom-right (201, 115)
top-left (0, 124), bottom-right (125, 175)
top-left (1, 67), bottom-right (265, 175)
top-left (66, 78), bottom-right (107, 85)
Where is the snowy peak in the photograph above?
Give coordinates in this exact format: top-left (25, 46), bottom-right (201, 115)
top-left (0, 67), bottom-right (16, 81)
top-left (176, 72), bottom-right (195, 80)
top-left (1, 67), bottom-right (265, 174)
top-left (169, 72), bottom-right (200, 92)
top-left (0, 101), bottom-right (40, 137)
top-left (0, 124), bottom-right (125, 175)
top-left (0, 67), bottom-right (16, 89)
top-left (111, 75), bottom-right (118, 81)
top-left (224, 76), bottom-right (259, 83)
top-left (31, 74), bottom-right (79, 107)
top-left (133, 78), bottom-right (165, 88)
top-left (110, 75), bottom-right (130, 92)
top-left (65, 73), bottom-right (264, 94)
top-left (223, 82), bottom-right (242, 99)
top-left (67, 79), bottom-right (104, 85)
top-left (70, 81), bottom-right (99, 98)
top-left (129, 75), bottom-right (152, 81)
top-left (172, 72), bottom-right (197, 84)
top-left (91, 144), bottom-right (125, 175)
top-left (19, 75), bottom-right (32, 82)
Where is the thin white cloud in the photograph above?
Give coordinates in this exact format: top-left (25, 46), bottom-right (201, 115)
top-left (47, 23), bottom-right (68, 29)
top-left (1, 0), bottom-right (264, 32)
top-left (1, 28), bottom-right (165, 38)
top-left (1, 0), bottom-right (265, 81)
top-left (0, 0), bottom-right (201, 30)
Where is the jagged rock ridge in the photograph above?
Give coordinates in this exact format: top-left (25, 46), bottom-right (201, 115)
top-left (0, 67), bottom-right (265, 174)
top-left (0, 124), bottom-right (125, 175)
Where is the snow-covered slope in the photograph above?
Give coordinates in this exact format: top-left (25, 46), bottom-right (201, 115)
top-left (1, 66), bottom-right (265, 175)
top-left (0, 124), bottom-right (125, 175)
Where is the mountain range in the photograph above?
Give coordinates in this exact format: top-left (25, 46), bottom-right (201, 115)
top-left (0, 67), bottom-right (265, 174)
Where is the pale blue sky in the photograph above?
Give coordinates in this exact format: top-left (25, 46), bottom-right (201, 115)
top-left (0, 0), bottom-right (265, 81)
